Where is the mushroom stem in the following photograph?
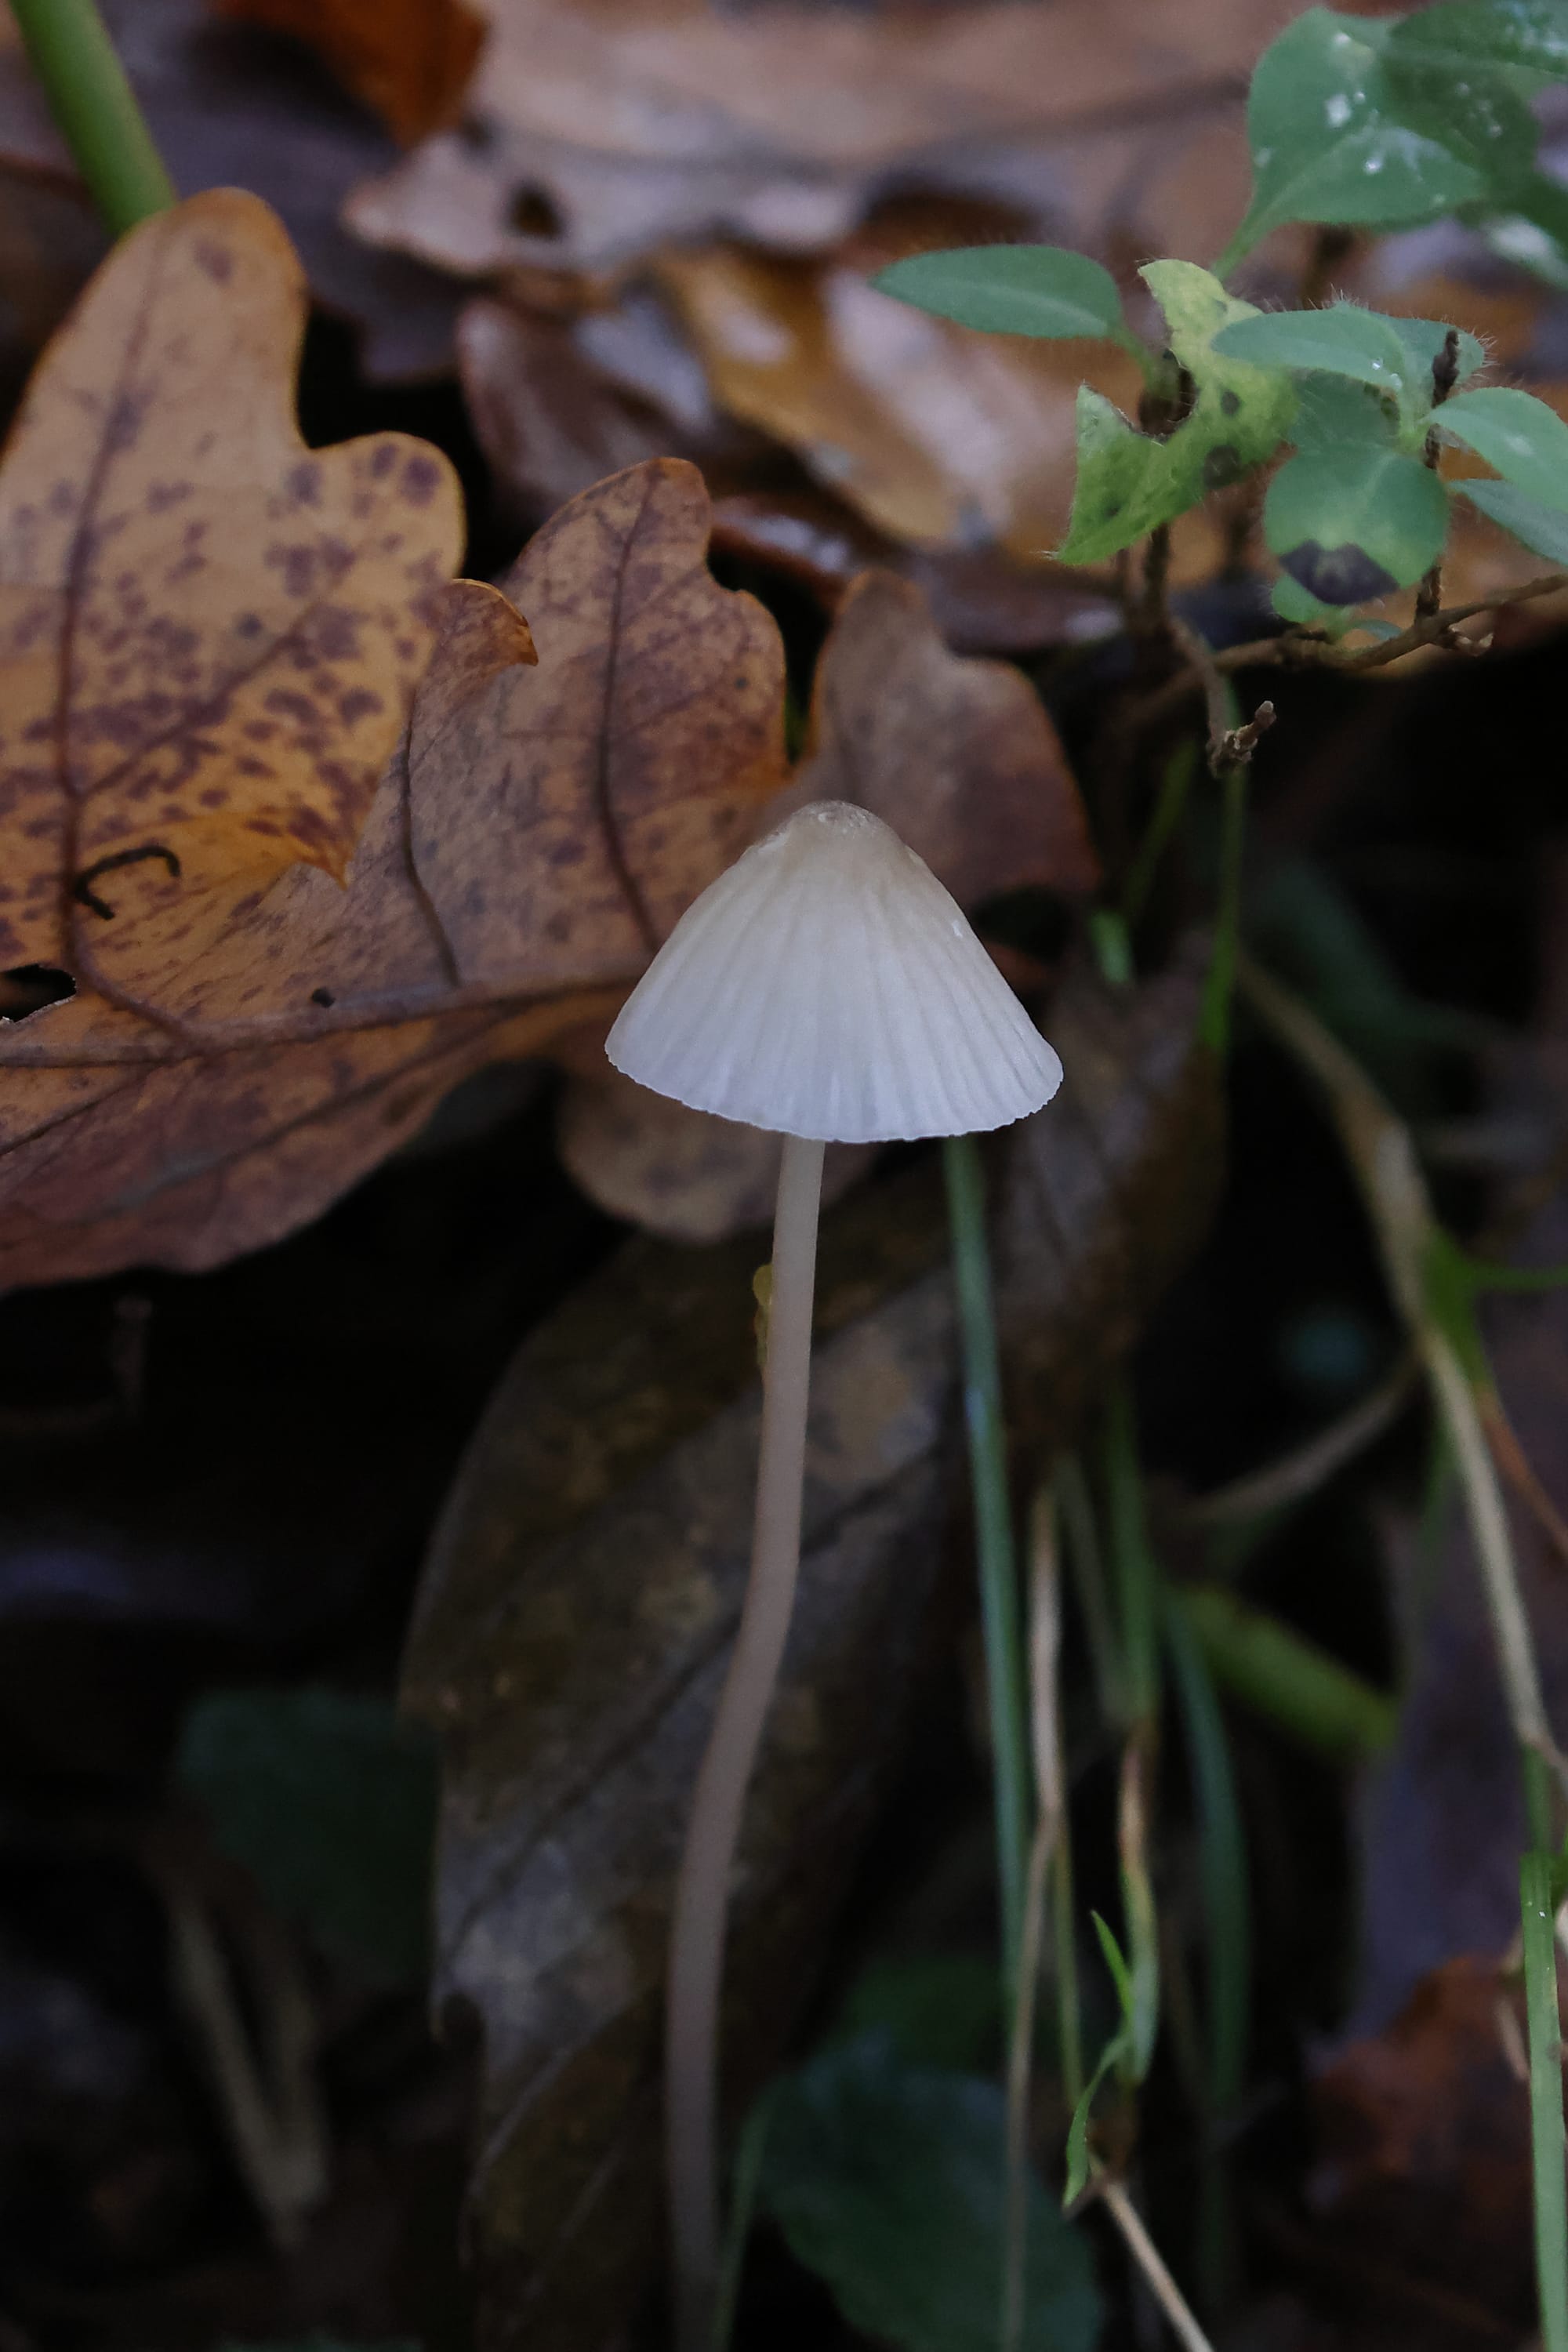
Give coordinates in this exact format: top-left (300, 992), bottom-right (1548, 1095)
top-left (666, 1131), bottom-right (826, 2352)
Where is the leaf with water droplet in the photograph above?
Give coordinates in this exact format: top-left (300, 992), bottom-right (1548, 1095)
top-left (1265, 444), bottom-right (1449, 604)
top-left (1439, 384), bottom-right (1568, 510)
top-left (1385, 0), bottom-right (1568, 92)
top-left (1225, 7), bottom-right (1534, 263)
top-left (1214, 303), bottom-right (1416, 410)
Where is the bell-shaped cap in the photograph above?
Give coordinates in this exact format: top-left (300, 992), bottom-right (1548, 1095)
top-left (606, 800), bottom-right (1063, 1142)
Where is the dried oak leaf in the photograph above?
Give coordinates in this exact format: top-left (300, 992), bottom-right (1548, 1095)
top-left (0, 187), bottom-right (464, 1000)
top-left (404, 948), bottom-right (1219, 2352)
top-left (557, 566), bottom-right (1098, 1240)
top-left (0, 457), bottom-right (787, 1287)
top-left (212, 0), bottom-right (487, 146)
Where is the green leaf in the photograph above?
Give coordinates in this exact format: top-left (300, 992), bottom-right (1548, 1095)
top-left (1439, 384), bottom-right (1568, 509)
top-left (1214, 303), bottom-right (1416, 404)
top-left (760, 2034), bottom-right (1102, 2352)
top-left (833, 1954), bottom-right (1000, 2074)
top-left (1056, 387), bottom-right (1171, 563)
top-left (1289, 372), bottom-right (1404, 454)
top-left (1058, 264), bottom-right (1296, 562)
top-left (1458, 471), bottom-right (1568, 558)
top-left (1272, 572), bottom-right (1358, 636)
top-left (1063, 2029), bottom-right (1127, 2205)
top-left (1229, 9), bottom-right (1510, 259)
top-left (1386, 0), bottom-right (1568, 88)
top-left (1091, 1910), bottom-right (1137, 2023)
top-left (872, 245), bottom-right (1125, 340)
top-left (176, 1687), bottom-right (438, 1983)
top-left (1265, 445), bottom-right (1449, 603)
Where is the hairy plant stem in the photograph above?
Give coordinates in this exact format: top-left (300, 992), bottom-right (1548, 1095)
top-left (9, 0), bottom-right (174, 233)
top-left (666, 1134), bottom-right (824, 2352)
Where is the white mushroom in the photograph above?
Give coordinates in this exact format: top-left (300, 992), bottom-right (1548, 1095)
top-left (605, 799), bottom-right (1062, 2349)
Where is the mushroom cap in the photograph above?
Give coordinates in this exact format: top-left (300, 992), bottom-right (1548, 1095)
top-left (605, 800), bottom-right (1063, 1142)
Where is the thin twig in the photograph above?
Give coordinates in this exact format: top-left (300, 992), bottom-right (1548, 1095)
top-left (1479, 1388), bottom-right (1568, 1571)
top-left (1097, 2177), bottom-right (1219, 2352)
top-left (1415, 330), bottom-right (1463, 625)
top-left (1181, 1350), bottom-right (1419, 1527)
top-left (161, 1878), bottom-right (328, 2248)
top-left (1124, 571), bottom-right (1568, 746)
top-left (1004, 1490), bottom-right (1068, 2352)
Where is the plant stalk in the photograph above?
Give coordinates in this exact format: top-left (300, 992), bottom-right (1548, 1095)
top-left (1523, 1852), bottom-right (1568, 2352)
top-left (944, 1132), bottom-right (1031, 1999)
top-left (666, 1134), bottom-right (825, 2352)
top-left (9, 0), bottom-right (175, 234)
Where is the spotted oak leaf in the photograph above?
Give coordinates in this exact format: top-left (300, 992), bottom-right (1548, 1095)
top-left (0, 459), bottom-right (789, 1286)
top-left (0, 187), bottom-right (464, 1013)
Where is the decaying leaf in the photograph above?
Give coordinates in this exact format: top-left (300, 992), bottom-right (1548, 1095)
top-left (0, 0), bottom-right (464, 381)
top-left (213, 0), bottom-right (488, 147)
top-left (0, 456), bottom-right (787, 1286)
top-left (456, 289), bottom-right (767, 530)
top-left (344, 0), bottom-right (1292, 281)
top-left (1309, 1958), bottom-right (1536, 2347)
top-left (555, 567), bottom-right (1097, 1240)
top-left (792, 568), bottom-right (1099, 902)
top-left (0, 189), bottom-right (463, 999)
top-left (556, 1054), bottom-right (875, 1243)
top-left (401, 946), bottom-right (1219, 2352)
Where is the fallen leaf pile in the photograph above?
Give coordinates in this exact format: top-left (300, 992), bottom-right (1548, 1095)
top-left (0, 190), bottom-right (1095, 1289)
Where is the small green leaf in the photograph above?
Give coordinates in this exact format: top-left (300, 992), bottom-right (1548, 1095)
top-left (1214, 303), bottom-right (1415, 404)
top-left (872, 245), bottom-right (1125, 340)
top-left (1090, 1910), bottom-right (1136, 2023)
top-left (1063, 2029), bottom-right (1127, 2205)
top-left (1265, 445), bottom-right (1450, 603)
top-left (177, 1687), bottom-right (438, 1983)
top-left (1056, 386), bottom-right (1171, 563)
top-left (1385, 0), bottom-right (1568, 88)
top-left (1229, 9), bottom-right (1506, 260)
top-left (1458, 472), bottom-right (1568, 558)
top-left (1439, 384), bottom-right (1568, 510)
top-left (1289, 372), bottom-right (1403, 453)
top-left (760, 2034), bottom-right (1102, 2352)
top-left (1057, 265), bottom-right (1296, 563)
top-left (1272, 572), bottom-right (1357, 636)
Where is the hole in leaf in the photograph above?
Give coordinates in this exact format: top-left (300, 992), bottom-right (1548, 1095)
top-left (508, 184), bottom-right (565, 239)
top-left (1, 964), bottom-right (76, 1021)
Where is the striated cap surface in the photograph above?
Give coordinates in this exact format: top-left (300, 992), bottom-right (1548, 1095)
top-left (605, 800), bottom-right (1062, 1142)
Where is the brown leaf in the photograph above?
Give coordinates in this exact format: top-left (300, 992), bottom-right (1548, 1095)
top-left (344, 0), bottom-right (1294, 281)
top-left (212, 0), bottom-right (487, 146)
top-left (556, 1045), bottom-right (875, 1242)
top-left (793, 568), bottom-right (1100, 902)
top-left (0, 0), bottom-right (465, 383)
top-left (0, 459), bottom-right (789, 1284)
top-left (654, 243), bottom-right (1228, 579)
top-left (457, 290), bottom-right (765, 529)
top-left (401, 949), bottom-right (1219, 2352)
top-left (557, 564), bottom-right (1097, 1239)
top-left (0, 188), bottom-right (463, 1004)
top-left (1308, 1958), bottom-right (1535, 2348)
